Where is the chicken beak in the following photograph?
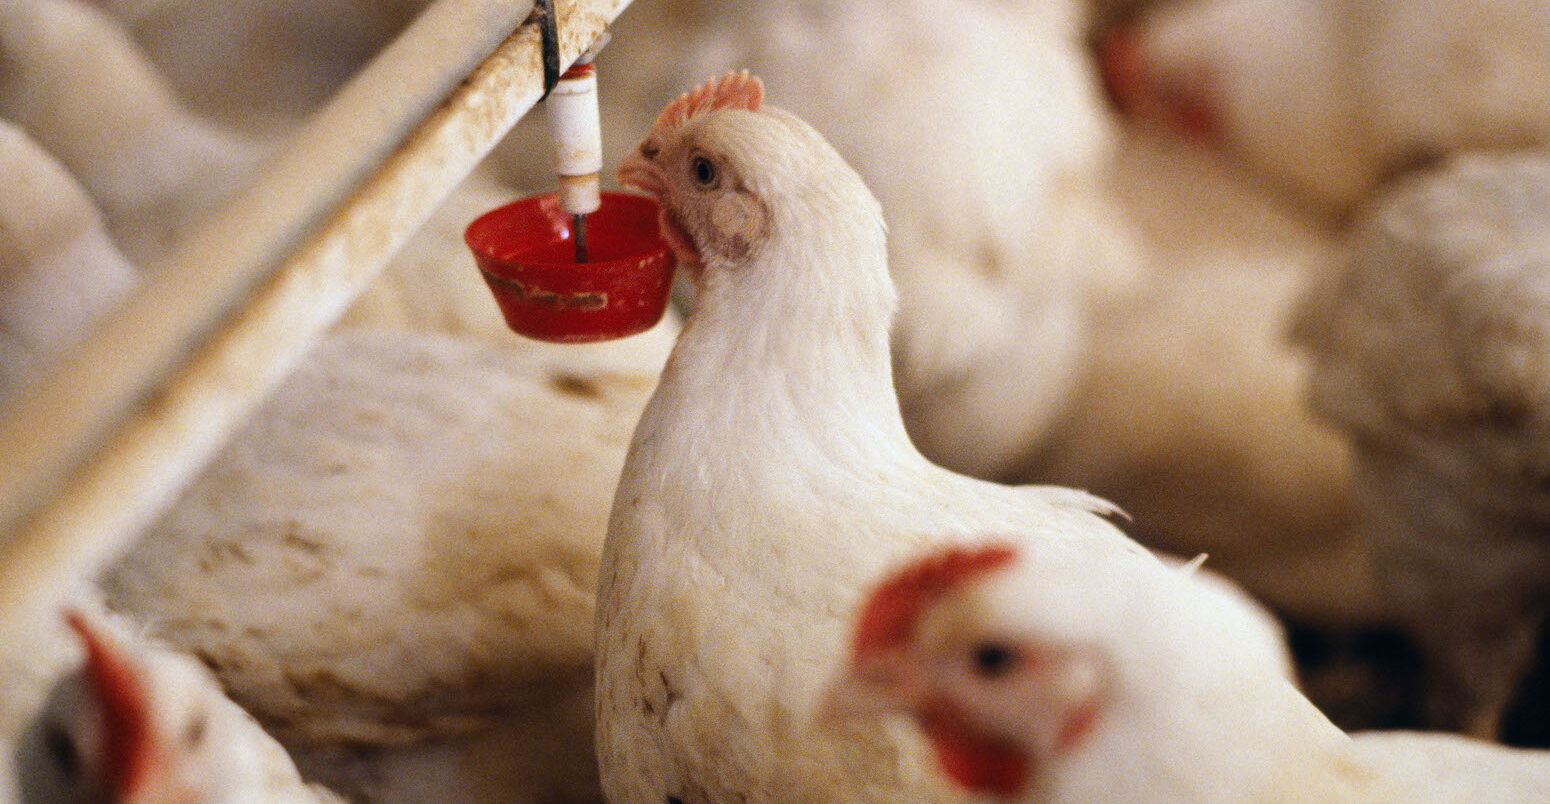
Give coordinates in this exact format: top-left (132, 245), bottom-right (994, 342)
top-left (817, 653), bottom-right (921, 725)
top-left (1032, 651), bottom-right (1108, 757)
top-left (616, 151), bottom-right (664, 198)
top-left (616, 151), bottom-right (702, 266)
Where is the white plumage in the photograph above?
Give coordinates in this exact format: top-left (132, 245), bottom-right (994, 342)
top-left (1348, 731), bottom-right (1550, 802)
top-left (103, 326), bottom-right (669, 746)
top-left (4, 0), bottom-right (1543, 797)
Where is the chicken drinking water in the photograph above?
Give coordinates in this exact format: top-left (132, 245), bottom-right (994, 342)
top-left (597, 70), bottom-right (1153, 802)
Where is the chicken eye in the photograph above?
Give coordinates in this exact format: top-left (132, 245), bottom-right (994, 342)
top-left (690, 155), bottom-right (717, 187)
top-left (971, 642), bottom-right (1017, 678)
top-left (43, 722), bottom-right (80, 779)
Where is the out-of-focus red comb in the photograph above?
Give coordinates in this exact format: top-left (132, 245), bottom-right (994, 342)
top-left (852, 543), bottom-right (1018, 660)
top-left (65, 609), bottom-right (156, 798)
top-left (653, 69), bottom-right (765, 133)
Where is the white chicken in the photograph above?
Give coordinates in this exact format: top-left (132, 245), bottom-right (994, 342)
top-left (823, 540), bottom-right (1550, 802)
top-left (498, 0), bottom-right (1143, 480)
top-left (1291, 150), bottom-right (1550, 738)
top-left (0, 0), bottom-right (265, 261)
top-left (0, 587), bottom-right (119, 804)
top-left (15, 607), bottom-right (342, 803)
top-left (99, 324), bottom-right (670, 802)
top-left (598, 70), bottom-right (1152, 802)
top-left (0, 119), bottom-right (138, 401)
top-left (102, 325), bottom-right (670, 748)
top-left (1100, 0), bottom-right (1550, 210)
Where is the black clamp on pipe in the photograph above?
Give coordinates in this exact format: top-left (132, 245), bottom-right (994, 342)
top-left (534, 0), bottom-right (562, 99)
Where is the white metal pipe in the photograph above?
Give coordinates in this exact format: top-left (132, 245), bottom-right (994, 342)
top-left (0, 0), bottom-right (633, 633)
top-left (548, 64), bottom-right (604, 215)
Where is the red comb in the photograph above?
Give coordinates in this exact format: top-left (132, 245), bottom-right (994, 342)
top-left (853, 543), bottom-right (1018, 659)
top-left (652, 70), bottom-right (765, 134)
top-left (65, 609), bottom-right (156, 798)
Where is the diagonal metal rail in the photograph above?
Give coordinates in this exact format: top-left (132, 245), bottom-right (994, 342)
top-left (0, 0), bottom-right (635, 633)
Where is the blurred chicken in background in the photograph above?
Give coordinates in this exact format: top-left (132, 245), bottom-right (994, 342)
top-left (0, 119), bottom-right (138, 401)
top-left (1099, 0), bottom-right (1550, 211)
top-left (0, 0), bottom-right (267, 262)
